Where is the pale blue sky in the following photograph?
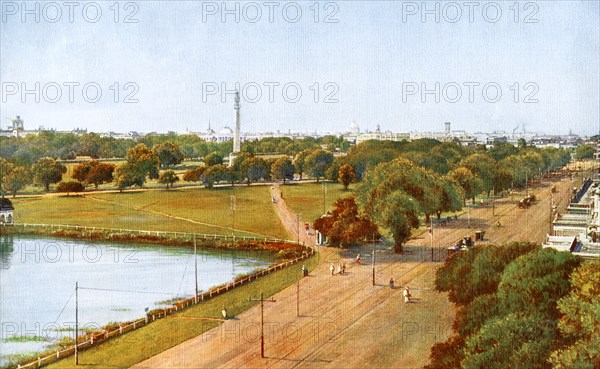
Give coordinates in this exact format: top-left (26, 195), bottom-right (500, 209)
top-left (1, 1), bottom-right (598, 135)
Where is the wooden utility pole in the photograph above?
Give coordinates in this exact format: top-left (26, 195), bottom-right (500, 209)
top-left (430, 218), bottom-right (434, 261)
top-left (248, 292), bottom-right (276, 358)
top-left (296, 214), bottom-right (300, 243)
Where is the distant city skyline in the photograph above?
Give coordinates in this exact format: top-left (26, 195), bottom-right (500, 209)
top-left (1, 1), bottom-right (598, 136)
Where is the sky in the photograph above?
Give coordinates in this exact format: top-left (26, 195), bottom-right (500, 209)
top-left (0, 0), bottom-right (599, 136)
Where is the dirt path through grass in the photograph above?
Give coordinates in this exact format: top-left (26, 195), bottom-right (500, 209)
top-left (85, 195), bottom-right (268, 238)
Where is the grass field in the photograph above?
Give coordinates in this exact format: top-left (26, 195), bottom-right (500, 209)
top-left (281, 182), bottom-right (354, 225)
top-left (43, 253), bottom-right (318, 369)
top-left (11, 186), bottom-right (289, 239)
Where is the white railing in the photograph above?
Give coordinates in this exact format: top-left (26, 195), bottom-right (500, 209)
top-left (2, 222), bottom-right (301, 245)
top-left (6, 224), bottom-right (314, 369)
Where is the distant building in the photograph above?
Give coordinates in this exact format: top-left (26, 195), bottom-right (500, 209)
top-left (544, 178), bottom-right (600, 259)
top-left (0, 198), bottom-right (14, 224)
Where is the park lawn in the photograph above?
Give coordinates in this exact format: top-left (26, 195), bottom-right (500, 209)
top-left (281, 182), bottom-right (354, 225)
top-left (44, 253), bottom-right (319, 369)
top-left (11, 186), bottom-right (289, 239)
top-left (91, 186), bottom-right (289, 239)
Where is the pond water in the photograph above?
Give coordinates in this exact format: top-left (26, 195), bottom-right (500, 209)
top-left (0, 235), bottom-right (273, 366)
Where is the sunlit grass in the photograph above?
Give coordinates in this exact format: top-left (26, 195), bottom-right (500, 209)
top-left (11, 186), bottom-right (288, 239)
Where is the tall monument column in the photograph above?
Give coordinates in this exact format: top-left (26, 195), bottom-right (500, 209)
top-left (229, 91), bottom-right (241, 166)
top-left (233, 91), bottom-right (241, 153)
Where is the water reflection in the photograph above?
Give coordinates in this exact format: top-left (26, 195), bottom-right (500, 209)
top-left (0, 236), bottom-right (273, 366)
top-left (0, 235), bottom-right (14, 270)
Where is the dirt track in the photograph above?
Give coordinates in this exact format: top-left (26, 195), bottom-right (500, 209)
top-left (131, 174), bottom-right (574, 369)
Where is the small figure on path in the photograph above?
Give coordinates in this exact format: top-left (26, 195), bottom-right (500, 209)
top-left (330, 263), bottom-right (335, 276)
top-left (355, 254), bottom-right (361, 264)
top-left (389, 278), bottom-right (395, 289)
top-left (302, 264), bottom-right (308, 277)
top-left (305, 223), bottom-right (310, 235)
top-left (337, 263), bottom-right (343, 275)
top-left (272, 195), bottom-right (277, 203)
top-left (222, 306), bottom-right (228, 319)
top-left (403, 287), bottom-right (411, 303)
top-left (341, 262), bottom-right (346, 274)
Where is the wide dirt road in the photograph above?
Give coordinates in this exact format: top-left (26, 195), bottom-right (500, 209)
top-left (132, 175), bottom-right (573, 369)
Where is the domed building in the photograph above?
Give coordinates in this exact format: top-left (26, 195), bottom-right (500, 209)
top-left (350, 120), bottom-right (360, 134)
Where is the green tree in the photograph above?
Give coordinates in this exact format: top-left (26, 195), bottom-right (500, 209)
top-left (338, 163), bottom-right (356, 190)
top-left (433, 177), bottom-right (463, 219)
top-left (125, 144), bottom-right (160, 184)
top-left (1, 166), bottom-right (31, 197)
top-left (204, 151), bottom-right (223, 167)
top-left (448, 167), bottom-right (483, 204)
top-left (31, 157), bottom-right (67, 192)
top-left (293, 149), bottom-right (311, 180)
top-left (203, 164), bottom-right (227, 188)
top-left (574, 144), bottom-right (596, 160)
top-left (305, 149), bottom-right (335, 183)
top-left (357, 158), bottom-right (440, 252)
top-left (158, 170), bottom-right (179, 189)
top-left (152, 141), bottom-right (185, 168)
top-left (0, 158), bottom-right (16, 195)
top-left (550, 259), bottom-right (600, 369)
top-left (114, 163), bottom-right (144, 191)
top-left (271, 157), bottom-right (295, 184)
top-left (459, 153), bottom-right (497, 196)
top-left (497, 248), bottom-right (580, 318)
top-left (462, 313), bottom-right (558, 369)
top-left (78, 133), bottom-right (102, 158)
top-left (435, 243), bottom-right (538, 306)
top-left (241, 157), bottom-right (269, 185)
top-left (324, 159), bottom-right (341, 183)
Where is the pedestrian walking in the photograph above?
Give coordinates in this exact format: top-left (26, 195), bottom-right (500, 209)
top-left (389, 278), bottom-right (395, 289)
top-left (329, 263), bottom-right (335, 276)
top-left (337, 263), bottom-right (343, 274)
top-left (341, 262), bottom-right (346, 274)
top-left (355, 254), bottom-right (361, 264)
top-left (302, 265), bottom-right (308, 277)
top-left (403, 287), bottom-right (411, 303)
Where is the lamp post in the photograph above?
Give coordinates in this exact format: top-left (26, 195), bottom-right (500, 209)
top-left (194, 237), bottom-right (199, 303)
top-left (75, 281), bottom-right (79, 365)
top-left (230, 195), bottom-right (236, 239)
top-left (296, 281), bottom-right (300, 317)
top-left (372, 234), bottom-right (376, 286)
top-left (322, 183), bottom-right (327, 214)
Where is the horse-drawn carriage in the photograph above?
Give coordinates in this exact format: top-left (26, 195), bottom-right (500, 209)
top-left (517, 194), bottom-right (537, 208)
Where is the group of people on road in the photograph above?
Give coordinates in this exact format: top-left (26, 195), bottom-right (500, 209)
top-left (329, 262), bottom-right (346, 276)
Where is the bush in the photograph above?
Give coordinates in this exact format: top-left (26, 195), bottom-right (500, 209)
top-left (56, 181), bottom-right (85, 194)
